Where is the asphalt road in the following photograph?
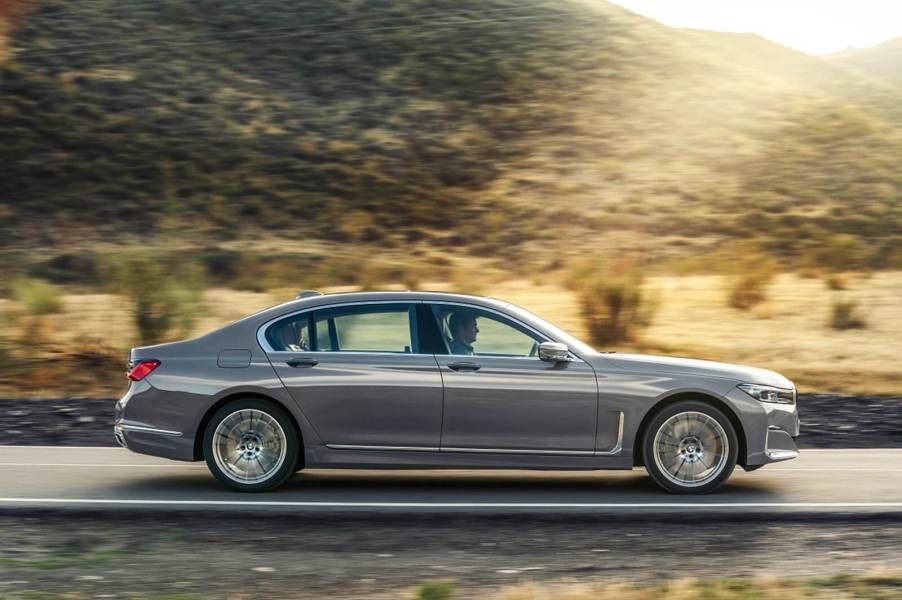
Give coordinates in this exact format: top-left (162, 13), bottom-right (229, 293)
top-left (2, 446), bottom-right (902, 514)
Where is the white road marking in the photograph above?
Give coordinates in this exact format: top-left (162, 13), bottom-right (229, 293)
top-left (1, 446), bottom-right (902, 452)
top-left (0, 462), bottom-right (900, 473)
top-left (1, 498), bottom-right (902, 509)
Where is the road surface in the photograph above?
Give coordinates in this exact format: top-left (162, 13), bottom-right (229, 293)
top-left (2, 446), bottom-right (902, 514)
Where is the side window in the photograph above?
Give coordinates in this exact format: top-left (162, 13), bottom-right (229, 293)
top-left (267, 315), bottom-right (312, 352)
top-left (430, 305), bottom-right (542, 357)
top-left (312, 304), bottom-right (415, 353)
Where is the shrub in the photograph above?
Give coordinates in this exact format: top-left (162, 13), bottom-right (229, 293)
top-left (726, 256), bottom-right (776, 310)
top-left (103, 251), bottom-right (205, 345)
top-left (415, 581), bottom-right (456, 600)
top-left (11, 278), bottom-right (64, 315)
top-left (824, 274), bottom-right (847, 291)
top-left (27, 252), bottom-right (99, 285)
top-left (830, 300), bottom-right (866, 330)
top-left (574, 262), bottom-right (655, 346)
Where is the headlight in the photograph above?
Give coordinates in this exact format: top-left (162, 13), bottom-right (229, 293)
top-left (738, 383), bottom-right (795, 404)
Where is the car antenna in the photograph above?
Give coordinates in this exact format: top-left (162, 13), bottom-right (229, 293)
top-left (296, 290), bottom-right (323, 299)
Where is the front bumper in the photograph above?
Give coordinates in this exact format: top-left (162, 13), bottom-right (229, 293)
top-left (726, 385), bottom-right (800, 467)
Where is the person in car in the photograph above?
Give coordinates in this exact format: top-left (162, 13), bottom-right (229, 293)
top-left (276, 322), bottom-right (306, 352)
top-left (449, 311), bottom-right (479, 355)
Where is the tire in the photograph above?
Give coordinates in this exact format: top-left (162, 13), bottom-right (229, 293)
top-left (642, 400), bottom-right (738, 494)
top-left (203, 398), bottom-right (300, 492)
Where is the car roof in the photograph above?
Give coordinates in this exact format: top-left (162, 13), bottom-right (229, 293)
top-left (285, 290), bottom-right (507, 310)
top-left (244, 290), bottom-right (512, 326)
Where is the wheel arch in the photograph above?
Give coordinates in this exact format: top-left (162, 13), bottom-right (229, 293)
top-left (193, 391), bottom-right (304, 467)
top-left (632, 391), bottom-right (747, 468)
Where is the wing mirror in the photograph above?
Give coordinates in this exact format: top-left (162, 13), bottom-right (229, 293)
top-left (538, 341), bottom-right (571, 362)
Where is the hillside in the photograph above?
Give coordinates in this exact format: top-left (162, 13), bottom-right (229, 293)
top-left (832, 37), bottom-right (902, 86)
top-left (1, 0), bottom-right (901, 269)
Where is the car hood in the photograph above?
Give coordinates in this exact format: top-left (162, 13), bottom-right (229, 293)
top-left (597, 353), bottom-right (794, 388)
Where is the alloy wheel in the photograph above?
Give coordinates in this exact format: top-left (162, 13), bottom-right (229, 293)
top-left (652, 410), bottom-right (729, 488)
top-left (211, 409), bottom-right (288, 484)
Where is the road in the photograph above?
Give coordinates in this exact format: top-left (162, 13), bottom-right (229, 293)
top-left (2, 446), bottom-right (902, 598)
top-left (2, 446), bottom-right (902, 514)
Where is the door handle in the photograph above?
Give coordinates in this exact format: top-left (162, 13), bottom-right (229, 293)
top-left (448, 361), bottom-right (481, 372)
top-left (286, 357), bottom-right (318, 368)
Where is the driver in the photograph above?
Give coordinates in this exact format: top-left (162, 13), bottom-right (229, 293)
top-left (448, 311), bottom-right (479, 355)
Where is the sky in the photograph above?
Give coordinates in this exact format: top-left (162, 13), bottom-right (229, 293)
top-left (608, 0), bottom-right (902, 55)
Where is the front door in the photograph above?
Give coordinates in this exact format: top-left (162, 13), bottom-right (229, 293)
top-left (264, 302), bottom-right (444, 449)
top-left (428, 303), bottom-right (598, 453)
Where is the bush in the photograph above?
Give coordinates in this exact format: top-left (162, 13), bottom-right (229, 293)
top-left (103, 251), bottom-right (205, 345)
top-left (415, 581), bottom-right (456, 600)
top-left (830, 300), bottom-right (867, 330)
top-left (824, 274), bottom-right (847, 291)
top-left (574, 262), bottom-right (655, 346)
top-left (727, 256), bottom-right (776, 310)
top-left (11, 278), bottom-right (64, 315)
top-left (27, 252), bottom-right (99, 285)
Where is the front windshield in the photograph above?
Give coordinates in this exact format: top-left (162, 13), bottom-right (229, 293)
top-left (501, 303), bottom-right (598, 357)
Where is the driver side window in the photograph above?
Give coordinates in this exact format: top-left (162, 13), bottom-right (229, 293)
top-left (431, 305), bottom-right (542, 357)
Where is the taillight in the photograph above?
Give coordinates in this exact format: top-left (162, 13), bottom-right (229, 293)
top-left (126, 359), bottom-right (161, 381)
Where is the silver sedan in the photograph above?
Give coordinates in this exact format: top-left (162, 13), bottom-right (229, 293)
top-left (114, 291), bottom-right (800, 493)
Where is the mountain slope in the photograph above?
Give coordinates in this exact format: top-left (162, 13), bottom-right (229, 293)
top-left (1, 0), bottom-right (900, 268)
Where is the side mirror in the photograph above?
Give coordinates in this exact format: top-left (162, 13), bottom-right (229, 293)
top-left (538, 341), bottom-right (571, 362)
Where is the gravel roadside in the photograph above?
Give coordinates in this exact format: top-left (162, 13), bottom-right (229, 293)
top-left (1, 511), bottom-right (901, 599)
top-left (1, 393), bottom-right (900, 447)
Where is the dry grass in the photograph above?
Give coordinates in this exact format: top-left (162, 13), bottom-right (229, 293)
top-left (1, 272), bottom-right (901, 395)
top-left (482, 572), bottom-right (902, 599)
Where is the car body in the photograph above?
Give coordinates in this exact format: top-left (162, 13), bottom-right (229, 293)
top-left (115, 290), bottom-right (800, 493)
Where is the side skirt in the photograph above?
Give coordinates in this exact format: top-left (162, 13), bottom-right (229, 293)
top-left (305, 446), bottom-right (633, 470)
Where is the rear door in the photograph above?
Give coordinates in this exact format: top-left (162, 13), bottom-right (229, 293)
top-left (428, 303), bottom-right (598, 454)
top-left (263, 302), bottom-right (444, 449)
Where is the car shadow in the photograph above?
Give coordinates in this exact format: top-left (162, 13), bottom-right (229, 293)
top-left (101, 467), bottom-right (783, 501)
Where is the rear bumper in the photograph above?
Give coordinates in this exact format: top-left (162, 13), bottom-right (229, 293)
top-left (114, 381), bottom-right (197, 461)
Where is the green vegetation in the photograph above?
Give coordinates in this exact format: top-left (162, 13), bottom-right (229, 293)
top-left (103, 251), bottom-right (205, 345)
top-left (11, 278), bottom-right (64, 315)
top-left (1, 1), bottom-right (901, 267)
top-left (415, 581), bottom-right (457, 600)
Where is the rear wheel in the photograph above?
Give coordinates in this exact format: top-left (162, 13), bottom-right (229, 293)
top-left (643, 401), bottom-right (738, 494)
top-left (203, 398), bottom-right (299, 492)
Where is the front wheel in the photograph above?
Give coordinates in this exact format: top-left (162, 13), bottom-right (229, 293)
top-left (643, 401), bottom-right (738, 494)
top-left (203, 398), bottom-right (299, 492)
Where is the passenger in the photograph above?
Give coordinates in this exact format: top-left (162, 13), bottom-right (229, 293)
top-left (448, 311), bottom-right (479, 355)
top-left (277, 322), bottom-right (305, 352)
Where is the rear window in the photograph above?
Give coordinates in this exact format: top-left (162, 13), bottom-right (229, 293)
top-left (265, 303), bottom-right (415, 353)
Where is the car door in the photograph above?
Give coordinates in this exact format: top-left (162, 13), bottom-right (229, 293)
top-left (428, 303), bottom-right (599, 454)
top-left (262, 302), bottom-right (444, 449)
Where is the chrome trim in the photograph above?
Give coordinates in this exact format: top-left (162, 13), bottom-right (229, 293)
top-left (327, 444), bottom-right (596, 456)
top-left (595, 412), bottom-right (624, 456)
top-left (441, 446), bottom-right (595, 456)
top-left (118, 424), bottom-right (183, 437)
top-left (256, 298), bottom-right (585, 362)
top-left (328, 444), bottom-right (440, 452)
top-left (766, 449), bottom-right (800, 461)
top-left (765, 427), bottom-right (800, 463)
top-left (268, 350), bottom-right (436, 359)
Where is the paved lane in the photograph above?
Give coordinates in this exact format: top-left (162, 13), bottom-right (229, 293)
top-left (2, 447), bottom-right (901, 514)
